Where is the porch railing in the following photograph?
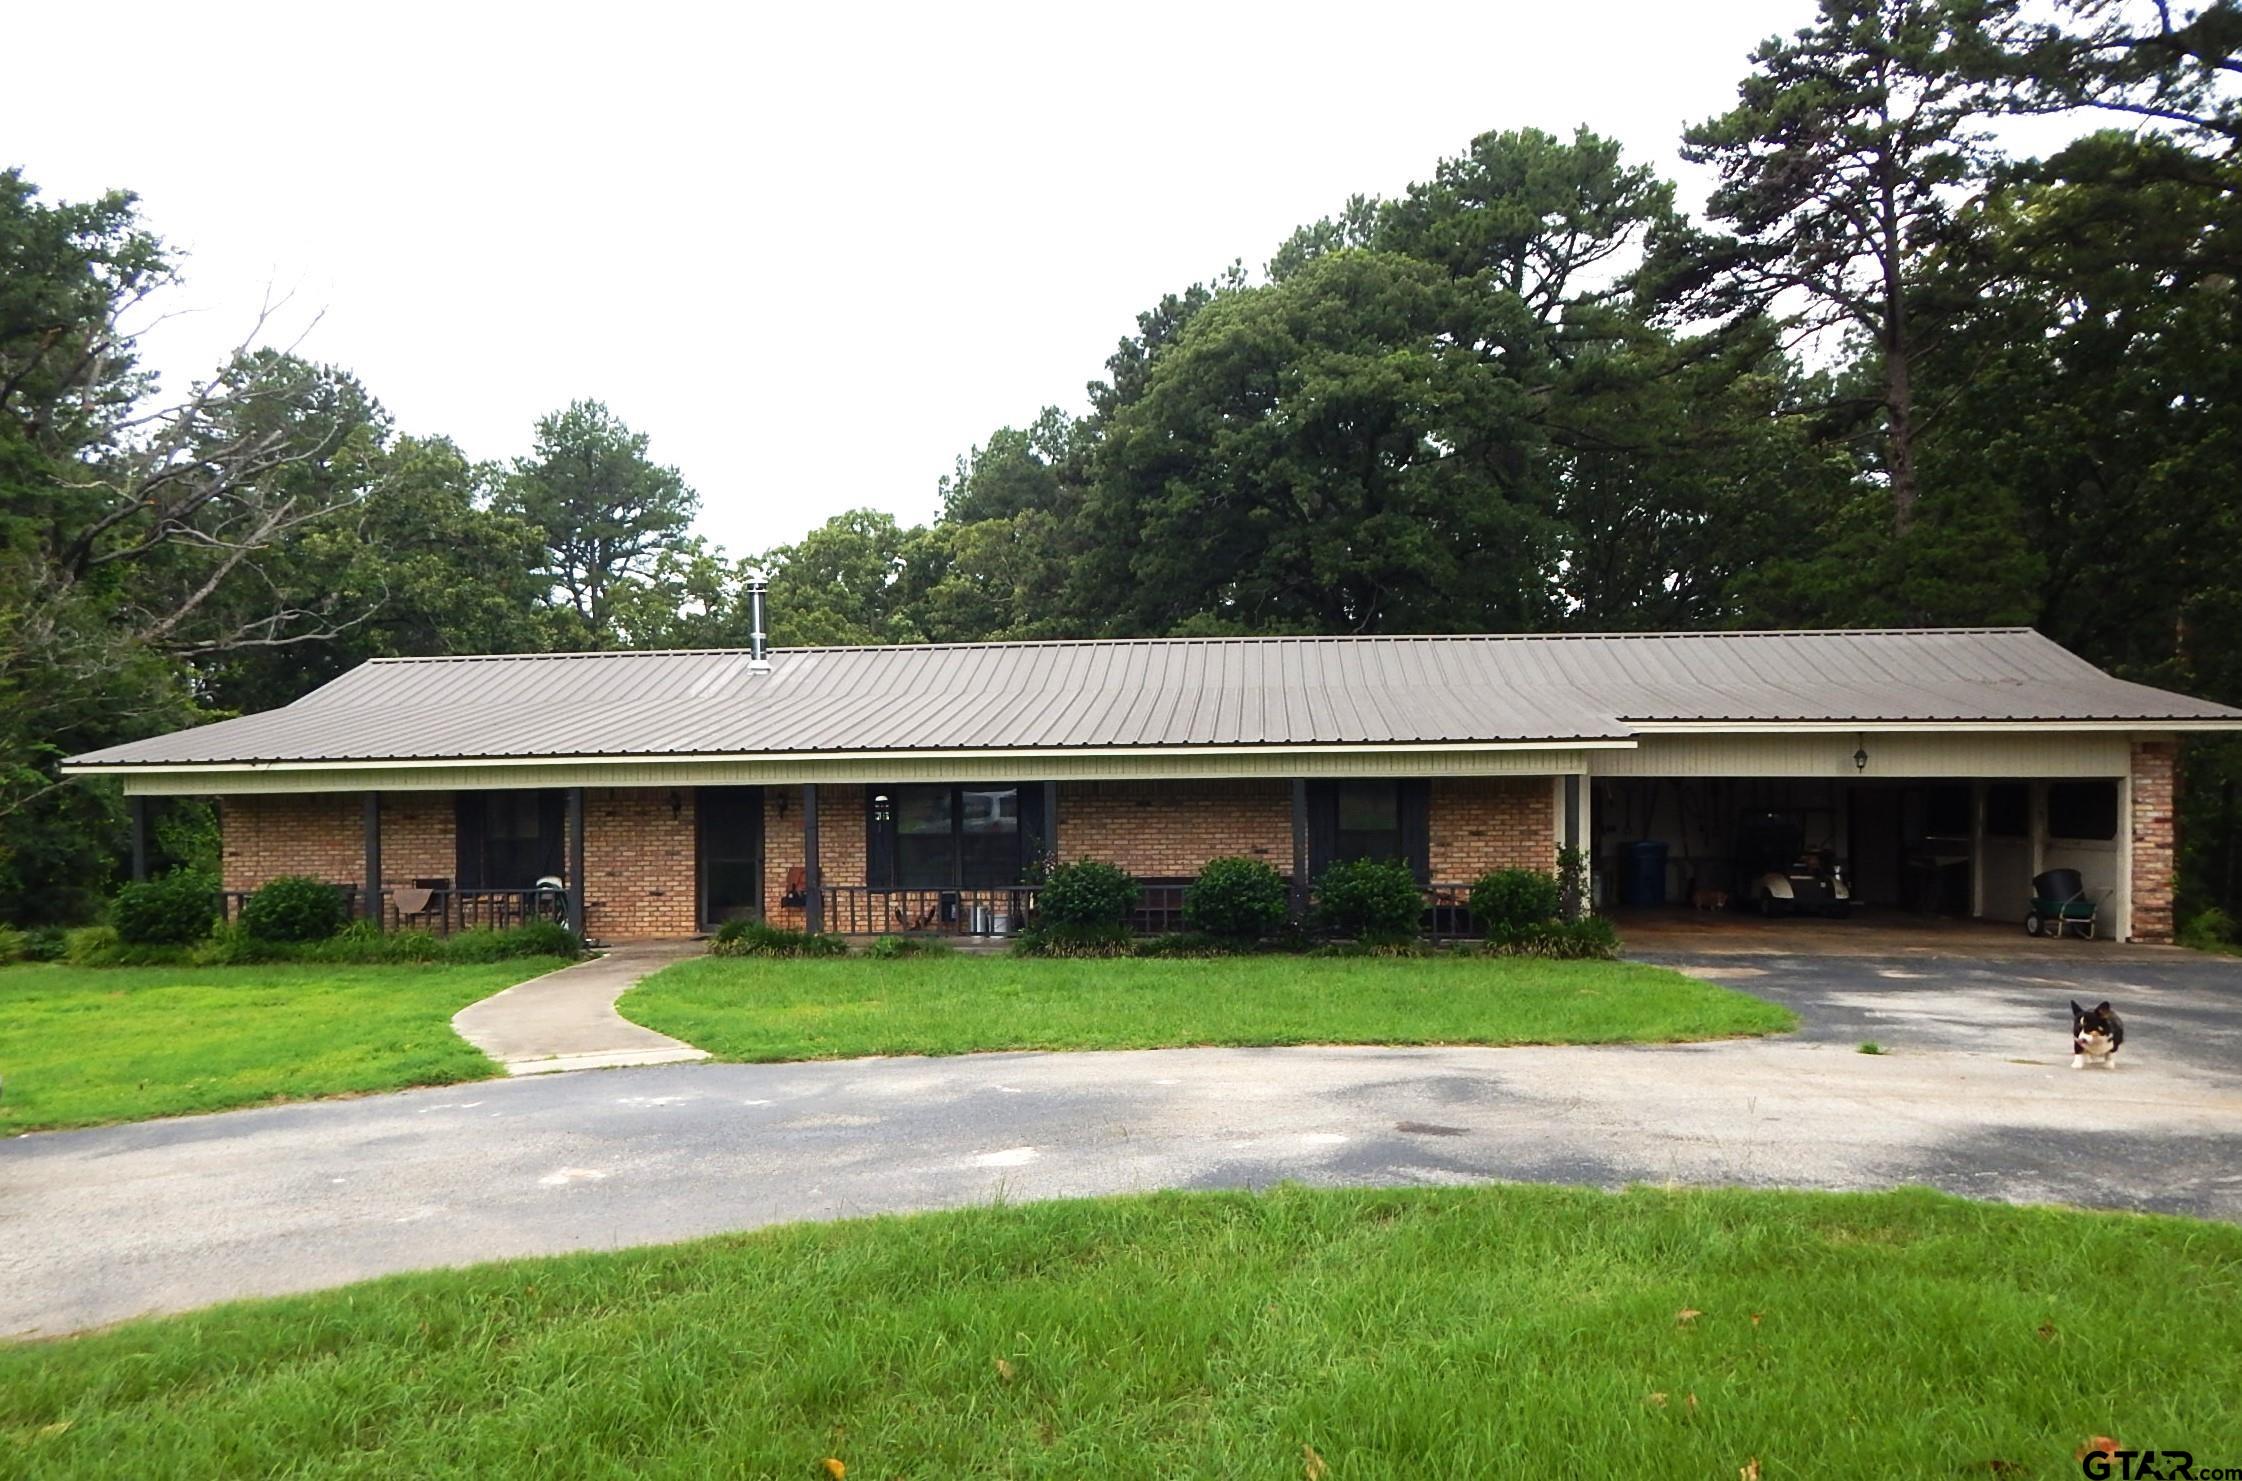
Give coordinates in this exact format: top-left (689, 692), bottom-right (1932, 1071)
top-left (812, 878), bottom-right (1488, 941)
top-left (218, 884), bottom-right (568, 936)
top-left (819, 885), bottom-right (1039, 937)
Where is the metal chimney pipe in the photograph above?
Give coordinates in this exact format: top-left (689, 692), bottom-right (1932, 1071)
top-left (746, 571), bottom-right (770, 671)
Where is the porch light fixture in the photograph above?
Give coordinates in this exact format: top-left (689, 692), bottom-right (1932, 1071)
top-left (1854, 737), bottom-right (1870, 772)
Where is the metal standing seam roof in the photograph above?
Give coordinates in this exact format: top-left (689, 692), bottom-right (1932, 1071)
top-left (61, 628), bottom-right (2242, 769)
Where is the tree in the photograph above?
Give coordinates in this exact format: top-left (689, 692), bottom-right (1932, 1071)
top-left (754, 509), bottom-right (920, 646)
top-left (499, 400), bottom-right (698, 645)
top-left (0, 174), bottom-right (391, 918)
top-left (1670, 0), bottom-right (2012, 534)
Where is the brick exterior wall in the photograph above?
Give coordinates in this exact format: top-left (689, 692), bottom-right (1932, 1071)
top-left (2130, 740), bottom-right (2177, 944)
top-left (219, 794), bottom-right (369, 893)
top-left (1427, 777), bottom-right (1559, 882)
top-left (762, 785), bottom-right (868, 931)
top-left (217, 774), bottom-right (1567, 939)
top-left (582, 788), bottom-right (698, 941)
top-left (1057, 780), bottom-right (1292, 875)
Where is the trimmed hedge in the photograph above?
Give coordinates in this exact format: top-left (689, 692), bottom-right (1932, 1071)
top-left (111, 869), bottom-right (219, 945)
top-left (1469, 868), bottom-right (1561, 932)
top-left (1183, 857), bottom-right (1290, 941)
top-left (1037, 860), bottom-right (1140, 932)
top-left (1312, 858), bottom-right (1423, 942)
top-left (240, 874), bottom-right (350, 943)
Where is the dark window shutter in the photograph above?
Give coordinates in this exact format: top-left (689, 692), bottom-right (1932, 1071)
top-left (1399, 779), bottom-right (1431, 883)
top-left (455, 795), bottom-right (486, 888)
top-left (1017, 782), bottom-right (1044, 876)
top-left (538, 791), bottom-right (568, 881)
top-left (1305, 781), bottom-right (1340, 881)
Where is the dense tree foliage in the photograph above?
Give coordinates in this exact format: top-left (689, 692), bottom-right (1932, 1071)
top-left (6, 0), bottom-right (2242, 926)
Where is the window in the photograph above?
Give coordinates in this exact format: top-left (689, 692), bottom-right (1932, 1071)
top-left (1336, 781), bottom-right (1404, 864)
top-left (1986, 783), bottom-right (2029, 839)
top-left (871, 784), bottom-right (1024, 888)
top-left (2048, 780), bottom-right (2118, 841)
top-left (457, 790), bottom-right (564, 888)
top-left (1307, 779), bottom-right (1429, 881)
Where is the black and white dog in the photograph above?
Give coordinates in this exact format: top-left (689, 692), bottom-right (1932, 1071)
top-left (2071, 1000), bottom-right (2125, 1070)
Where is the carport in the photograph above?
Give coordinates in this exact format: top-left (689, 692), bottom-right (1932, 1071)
top-left (1587, 731), bottom-right (2138, 940)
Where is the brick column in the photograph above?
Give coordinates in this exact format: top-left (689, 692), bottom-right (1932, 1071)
top-left (2130, 740), bottom-right (2178, 944)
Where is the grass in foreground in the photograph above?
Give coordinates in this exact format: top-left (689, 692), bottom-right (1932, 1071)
top-left (0, 960), bottom-right (567, 1133)
top-left (621, 953), bottom-right (1795, 1060)
top-left (5, 1185), bottom-right (2238, 1476)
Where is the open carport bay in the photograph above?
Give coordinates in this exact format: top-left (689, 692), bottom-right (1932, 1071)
top-left (1588, 737), bottom-right (2136, 939)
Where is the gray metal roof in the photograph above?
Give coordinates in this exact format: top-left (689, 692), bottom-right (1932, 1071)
top-left (64, 628), bottom-right (2242, 768)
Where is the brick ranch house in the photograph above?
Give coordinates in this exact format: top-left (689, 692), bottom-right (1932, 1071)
top-left (61, 627), bottom-right (2242, 944)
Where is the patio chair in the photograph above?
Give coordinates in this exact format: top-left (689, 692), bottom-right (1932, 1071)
top-left (2026, 869), bottom-right (2105, 940)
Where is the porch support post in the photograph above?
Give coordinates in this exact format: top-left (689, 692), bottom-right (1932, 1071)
top-left (802, 783), bottom-right (823, 935)
top-left (1042, 780), bottom-right (1060, 863)
top-left (566, 786), bottom-right (586, 938)
top-left (1290, 778), bottom-right (1310, 919)
top-left (128, 796), bottom-right (149, 883)
top-left (363, 791), bottom-right (383, 929)
top-left (1563, 774), bottom-right (1583, 919)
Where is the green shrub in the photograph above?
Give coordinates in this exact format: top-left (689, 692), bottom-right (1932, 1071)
top-left (0, 924), bottom-right (26, 965)
top-left (2180, 906), bottom-right (2238, 953)
top-left (1183, 857), bottom-right (1290, 941)
top-left (1476, 917), bottom-right (1620, 960)
top-left (110, 869), bottom-right (218, 945)
top-left (240, 875), bottom-right (350, 943)
top-left (61, 924), bottom-right (196, 967)
top-left (1312, 858), bottom-right (1423, 943)
top-left (710, 919), bottom-right (847, 958)
top-left (1036, 860), bottom-right (1139, 932)
top-left (863, 934), bottom-right (958, 959)
top-left (189, 922), bottom-right (285, 966)
top-left (1470, 868), bottom-right (1562, 932)
top-left (22, 926), bottom-right (68, 962)
top-left (1009, 923), bottom-right (1135, 958)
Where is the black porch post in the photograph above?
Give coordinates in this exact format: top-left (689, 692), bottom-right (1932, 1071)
top-left (802, 783), bottom-right (823, 934)
top-left (128, 796), bottom-right (149, 883)
top-left (363, 791), bottom-right (383, 929)
top-left (566, 786), bottom-right (586, 938)
top-left (1042, 780), bottom-right (1060, 863)
top-left (1562, 774), bottom-right (1582, 920)
top-left (1290, 778), bottom-right (1310, 919)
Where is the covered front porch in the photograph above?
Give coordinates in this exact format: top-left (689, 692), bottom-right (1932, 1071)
top-left (177, 765), bottom-right (1579, 943)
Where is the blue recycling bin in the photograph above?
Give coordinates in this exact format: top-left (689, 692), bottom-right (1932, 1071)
top-left (1620, 841), bottom-right (1669, 907)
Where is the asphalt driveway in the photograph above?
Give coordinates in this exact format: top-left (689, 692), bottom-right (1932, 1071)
top-left (3, 940), bottom-right (2238, 1337)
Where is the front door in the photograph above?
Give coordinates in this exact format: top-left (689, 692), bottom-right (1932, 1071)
top-left (698, 787), bottom-right (764, 927)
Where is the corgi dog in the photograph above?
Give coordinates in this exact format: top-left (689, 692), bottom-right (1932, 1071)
top-left (2071, 999), bottom-right (2125, 1070)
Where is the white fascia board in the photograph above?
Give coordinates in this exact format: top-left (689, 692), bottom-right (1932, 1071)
top-left (1625, 720), bottom-right (2229, 735)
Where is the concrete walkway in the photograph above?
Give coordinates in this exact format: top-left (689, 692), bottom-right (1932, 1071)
top-left (451, 941), bottom-right (708, 1075)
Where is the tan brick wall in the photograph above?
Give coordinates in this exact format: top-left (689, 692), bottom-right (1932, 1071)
top-left (762, 784), bottom-right (868, 930)
top-left (1428, 777), bottom-right (1558, 882)
top-left (1057, 780), bottom-right (1291, 876)
top-left (582, 787), bottom-right (698, 941)
top-left (219, 794), bottom-right (366, 893)
top-left (2131, 740), bottom-right (2177, 944)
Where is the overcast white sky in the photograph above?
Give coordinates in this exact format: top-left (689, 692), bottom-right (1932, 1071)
top-left (6, 1), bottom-right (1817, 555)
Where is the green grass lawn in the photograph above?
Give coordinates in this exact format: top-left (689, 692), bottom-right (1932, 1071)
top-left (4, 1185), bottom-right (2236, 1476)
top-left (0, 960), bottom-right (567, 1133)
top-left (619, 953), bottom-right (1795, 1060)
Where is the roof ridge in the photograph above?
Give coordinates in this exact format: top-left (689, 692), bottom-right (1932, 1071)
top-left (361, 627), bottom-right (2045, 664)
